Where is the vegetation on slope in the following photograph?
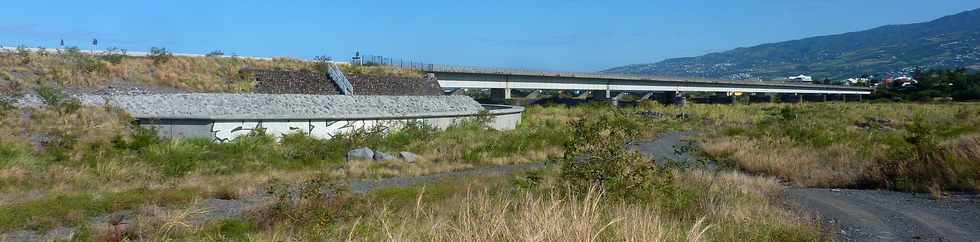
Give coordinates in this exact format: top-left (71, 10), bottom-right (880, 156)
top-left (0, 94), bottom-right (823, 241)
top-left (158, 107), bottom-right (819, 241)
top-left (874, 68), bottom-right (980, 101)
top-left (603, 8), bottom-right (980, 80)
top-left (0, 47), bottom-right (315, 92)
top-left (638, 102), bottom-right (980, 194)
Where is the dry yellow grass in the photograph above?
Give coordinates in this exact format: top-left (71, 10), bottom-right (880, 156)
top-left (239, 169), bottom-right (814, 241)
top-left (944, 134), bottom-right (980, 163)
top-left (0, 52), bottom-right (313, 92)
top-left (701, 137), bottom-right (866, 187)
top-left (339, 65), bottom-right (424, 79)
top-left (251, 185), bottom-right (710, 242)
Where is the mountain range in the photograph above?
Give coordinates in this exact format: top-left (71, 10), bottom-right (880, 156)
top-left (602, 8), bottom-right (980, 81)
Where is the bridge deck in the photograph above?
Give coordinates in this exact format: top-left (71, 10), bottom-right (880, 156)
top-left (424, 64), bottom-right (870, 92)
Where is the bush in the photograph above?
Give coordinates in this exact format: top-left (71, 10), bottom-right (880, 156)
top-left (205, 50), bottom-right (224, 57)
top-left (35, 86), bottom-right (81, 113)
top-left (149, 47), bottom-right (173, 65)
top-left (99, 47), bottom-right (127, 64)
top-left (559, 110), bottom-right (670, 202)
top-left (866, 114), bottom-right (977, 192)
top-left (250, 175), bottom-right (354, 230)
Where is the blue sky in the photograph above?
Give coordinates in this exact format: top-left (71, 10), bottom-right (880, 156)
top-left (2, 0), bottom-right (979, 72)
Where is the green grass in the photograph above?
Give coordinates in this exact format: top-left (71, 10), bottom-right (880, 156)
top-left (646, 102), bottom-right (980, 192)
top-left (0, 188), bottom-right (201, 231)
top-left (10, 100), bottom-right (974, 240)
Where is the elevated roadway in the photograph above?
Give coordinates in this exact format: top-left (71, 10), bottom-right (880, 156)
top-left (424, 65), bottom-right (872, 101)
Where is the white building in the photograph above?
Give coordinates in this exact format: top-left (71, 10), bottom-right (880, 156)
top-left (893, 76), bottom-right (918, 87)
top-left (844, 78), bottom-right (870, 86)
top-left (787, 74), bottom-right (813, 82)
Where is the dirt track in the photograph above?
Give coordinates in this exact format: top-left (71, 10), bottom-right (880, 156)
top-left (632, 131), bottom-right (980, 242)
top-left (787, 188), bottom-right (980, 242)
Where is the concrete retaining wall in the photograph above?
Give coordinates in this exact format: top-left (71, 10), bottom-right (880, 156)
top-left (55, 93), bottom-right (522, 141)
top-left (139, 104), bottom-right (524, 141)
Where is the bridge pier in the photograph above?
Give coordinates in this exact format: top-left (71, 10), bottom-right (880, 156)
top-left (803, 94), bottom-right (827, 102)
top-left (827, 94), bottom-right (845, 102)
top-left (802, 94), bottom-right (827, 102)
top-left (749, 94), bottom-right (773, 103)
top-left (779, 94), bottom-right (803, 103)
top-left (490, 88), bottom-right (511, 102)
top-left (671, 92), bottom-right (687, 107)
top-left (573, 91), bottom-right (592, 99)
top-left (709, 95), bottom-right (736, 104)
top-left (639, 92), bottom-right (655, 101)
top-left (654, 91), bottom-right (680, 105)
top-left (448, 88), bottom-right (466, 96)
top-left (524, 90), bottom-right (543, 99)
top-left (611, 92), bottom-right (630, 101)
top-left (844, 94), bottom-right (863, 102)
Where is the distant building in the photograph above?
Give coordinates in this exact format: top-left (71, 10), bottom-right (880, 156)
top-left (787, 74), bottom-right (813, 82)
top-left (844, 77), bottom-right (870, 86)
top-left (884, 76), bottom-right (918, 88)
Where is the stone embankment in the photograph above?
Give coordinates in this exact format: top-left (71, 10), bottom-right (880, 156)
top-left (243, 68), bottom-right (443, 96)
top-left (247, 69), bottom-right (342, 95)
top-left (347, 73), bottom-right (443, 96)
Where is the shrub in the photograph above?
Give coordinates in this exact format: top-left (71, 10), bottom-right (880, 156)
top-left (35, 86), bottom-right (81, 114)
top-left (204, 219), bottom-right (255, 240)
top-left (149, 47), bottom-right (173, 65)
top-left (866, 114), bottom-right (977, 192)
top-left (15, 45), bottom-right (30, 64)
top-left (99, 47), bottom-right (127, 64)
top-left (559, 110), bottom-right (670, 202)
top-left (205, 50), bottom-right (224, 57)
top-left (250, 175), bottom-right (354, 230)
top-left (111, 125), bottom-right (162, 151)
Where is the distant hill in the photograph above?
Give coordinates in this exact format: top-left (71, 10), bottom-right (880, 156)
top-left (602, 8), bottom-right (980, 80)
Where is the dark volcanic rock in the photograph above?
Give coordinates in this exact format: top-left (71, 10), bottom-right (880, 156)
top-left (246, 69), bottom-right (342, 95)
top-left (347, 73), bottom-right (442, 96)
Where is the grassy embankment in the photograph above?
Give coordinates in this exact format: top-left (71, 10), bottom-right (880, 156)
top-left (640, 102), bottom-right (980, 194)
top-left (0, 95), bottom-right (820, 241)
top-left (0, 47), bottom-right (314, 92)
top-left (0, 48), bottom-right (431, 94)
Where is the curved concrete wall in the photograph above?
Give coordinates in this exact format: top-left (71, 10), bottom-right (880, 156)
top-left (8, 93), bottom-right (524, 142)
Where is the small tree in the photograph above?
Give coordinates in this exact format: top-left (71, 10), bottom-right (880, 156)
top-left (149, 47), bottom-right (173, 65)
top-left (206, 50), bottom-right (224, 57)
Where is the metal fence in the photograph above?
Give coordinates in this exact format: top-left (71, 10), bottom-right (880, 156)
top-left (358, 54), bottom-right (430, 70)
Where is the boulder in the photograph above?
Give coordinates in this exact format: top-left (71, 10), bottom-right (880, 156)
top-left (399, 151), bottom-right (420, 163)
top-left (347, 147), bottom-right (374, 161)
top-left (374, 151), bottom-right (397, 161)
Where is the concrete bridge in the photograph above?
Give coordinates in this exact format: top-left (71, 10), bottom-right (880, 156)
top-left (422, 65), bottom-right (872, 102)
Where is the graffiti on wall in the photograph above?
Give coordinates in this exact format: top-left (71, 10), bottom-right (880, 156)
top-left (211, 119), bottom-right (414, 142)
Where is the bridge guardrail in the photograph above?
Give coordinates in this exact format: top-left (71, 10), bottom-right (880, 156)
top-left (357, 54), bottom-right (872, 90)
